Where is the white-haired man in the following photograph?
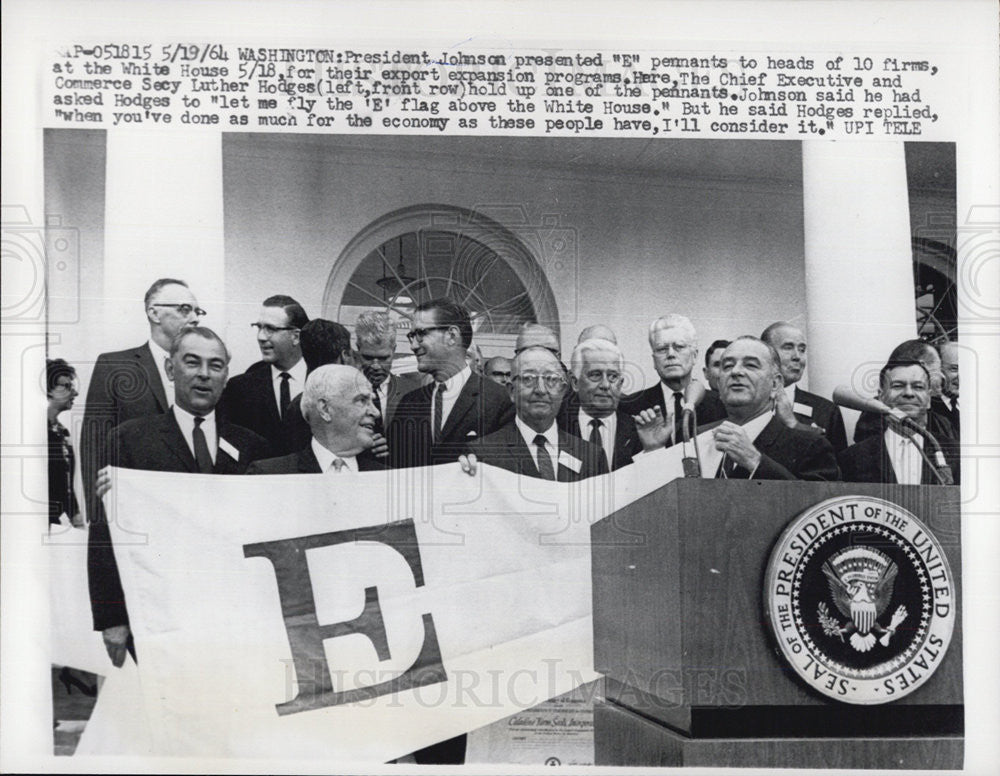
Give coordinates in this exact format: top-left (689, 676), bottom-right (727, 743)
top-left (353, 310), bottom-right (422, 436)
top-left (623, 314), bottom-right (726, 446)
top-left (558, 338), bottom-right (639, 470)
top-left (247, 365), bottom-right (384, 474)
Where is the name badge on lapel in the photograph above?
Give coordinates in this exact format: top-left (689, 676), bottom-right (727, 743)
top-left (558, 450), bottom-right (582, 473)
top-left (793, 402), bottom-right (813, 418)
top-left (218, 437), bottom-right (240, 461)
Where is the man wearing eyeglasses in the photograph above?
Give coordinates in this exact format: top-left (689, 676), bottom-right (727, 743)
top-left (483, 356), bottom-right (513, 388)
top-left (386, 297), bottom-right (513, 470)
top-left (558, 338), bottom-right (640, 471)
top-left (622, 314), bottom-right (726, 446)
top-left (81, 277), bottom-right (205, 522)
top-left (460, 346), bottom-right (608, 482)
top-left (219, 295), bottom-right (309, 450)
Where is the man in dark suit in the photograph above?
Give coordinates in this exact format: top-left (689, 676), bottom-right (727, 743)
top-left (47, 358), bottom-right (82, 526)
top-left (558, 338), bottom-right (639, 471)
top-left (839, 359), bottom-right (958, 485)
top-left (853, 339), bottom-right (956, 443)
top-left (81, 277), bottom-right (204, 521)
top-left (219, 295), bottom-right (309, 450)
top-left (248, 365), bottom-right (385, 475)
top-left (636, 336), bottom-right (838, 481)
top-left (933, 340), bottom-right (960, 439)
top-left (88, 327), bottom-right (268, 667)
top-left (387, 298), bottom-right (514, 469)
top-left (761, 321), bottom-right (848, 453)
top-left (623, 314), bottom-right (726, 445)
top-left (277, 319), bottom-right (354, 454)
top-left (461, 346), bottom-right (609, 482)
top-left (353, 310), bottom-right (423, 435)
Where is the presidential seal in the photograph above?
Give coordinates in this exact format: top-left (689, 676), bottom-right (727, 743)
top-left (764, 495), bottom-right (956, 704)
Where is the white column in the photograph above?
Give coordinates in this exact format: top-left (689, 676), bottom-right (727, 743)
top-left (104, 131), bottom-right (225, 346)
top-left (802, 141), bottom-right (916, 426)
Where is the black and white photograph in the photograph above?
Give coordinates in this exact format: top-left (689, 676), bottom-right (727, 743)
top-left (3, 1), bottom-right (998, 773)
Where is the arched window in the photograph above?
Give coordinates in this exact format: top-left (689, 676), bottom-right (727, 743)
top-left (323, 205), bottom-right (561, 362)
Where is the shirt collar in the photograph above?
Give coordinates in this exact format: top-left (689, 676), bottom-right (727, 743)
top-left (172, 404), bottom-right (216, 427)
top-left (580, 408), bottom-right (616, 433)
top-left (436, 364), bottom-right (472, 395)
top-left (515, 415), bottom-right (559, 450)
top-left (148, 338), bottom-right (170, 363)
top-left (272, 358), bottom-right (307, 384)
top-left (783, 382), bottom-right (797, 404)
top-left (885, 425), bottom-right (923, 449)
top-left (741, 409), bottom-right (776, 443)
top-left (311, 437), bottom-right (359, 472)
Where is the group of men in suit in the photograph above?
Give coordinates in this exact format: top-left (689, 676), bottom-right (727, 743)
top-left (79, 276), bottom-right (960, 763)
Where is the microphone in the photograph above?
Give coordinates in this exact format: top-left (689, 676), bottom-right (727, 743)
top-left (832, 387), bottom-right (953, 485)
top-left (681, 382), bottom-right (705, 477)
top-left (832, 385), bottom-right (896, 416)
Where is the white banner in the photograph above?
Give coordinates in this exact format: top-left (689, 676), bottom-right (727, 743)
top-left (85, 457), bottom-right (684, 761)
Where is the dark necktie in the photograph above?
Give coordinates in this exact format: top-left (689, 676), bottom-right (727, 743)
top-left (192, 417), bottom-right (214, 474)
top-left (278, 372), bottom-right (291, 419)
top-left (672, 392), bottom-right (684, 443)
top-left (718, 453), bottom-right (743, 479)
top-left (433, 381), bottom-right (446, 443)
top-left (588, 418), bottom-right (607, 467)
top-left (534, 435), bottom-right (556, 480)
top-left (371, 387), bottom-right (385, 436)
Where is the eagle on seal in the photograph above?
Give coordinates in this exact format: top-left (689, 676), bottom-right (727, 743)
top-left (821, 546), bottom-right (906, 652)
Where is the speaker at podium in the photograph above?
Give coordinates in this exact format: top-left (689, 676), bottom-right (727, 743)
top-left (591, 479), bottom-right (962, 769)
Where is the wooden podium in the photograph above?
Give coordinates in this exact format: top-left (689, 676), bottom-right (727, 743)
top-left (591, 480), bottom-right (963, 769)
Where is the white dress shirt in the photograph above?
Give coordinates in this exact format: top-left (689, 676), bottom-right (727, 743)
top-left (885, 427), bottom-right (924, 485)
top-left (515, 416), bottom-right (560, 474)
top-left (432, 365), bottom-right (472, 430)
top-left (310, 438), bottom-right (359, 473)
top-left (579, 409), bottom-right (616, 466)
top-left (703, 410), bottom-right (774, 479)
top-left (148, 339), bottom-right (174, 408)
top-left (172, 405), bottom-right (218, 464)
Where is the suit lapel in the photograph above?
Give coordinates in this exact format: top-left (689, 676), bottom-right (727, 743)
top-left (138, 344), bottom-right (169, 412)
top-left (158, 412), bottom-right (198, 472)
top-left (613, 410), bottom-right (637, 468)
top-left (752, 415), bottom-right (783, 458)
top-left (509, 424), bottom-right (541, 478)
top-left (441, 375), bottom-right (479, 441)
top-left (297, 446), bottom-right (323, 473)
top-left (256, 367), bottom-right (282, 429)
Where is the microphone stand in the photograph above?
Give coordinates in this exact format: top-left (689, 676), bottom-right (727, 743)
top-left (887, 412), bottom-right (953, 486)
top-left (681, 403), bottom-right (702, 478)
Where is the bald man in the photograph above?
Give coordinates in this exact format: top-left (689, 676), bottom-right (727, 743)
top-left (761, 321), bottom-right (847, 453)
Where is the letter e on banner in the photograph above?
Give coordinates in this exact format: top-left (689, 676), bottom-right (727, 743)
top-left (244, 519), bottom-right (447, 715)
